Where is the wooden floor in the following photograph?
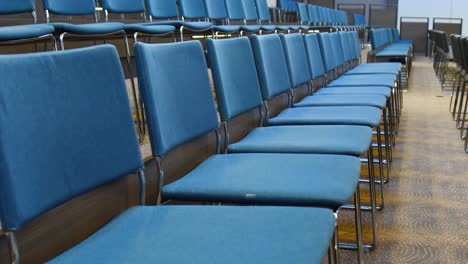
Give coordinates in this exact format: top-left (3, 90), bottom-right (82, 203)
top-left (339, 56), bottom-right (468, 263)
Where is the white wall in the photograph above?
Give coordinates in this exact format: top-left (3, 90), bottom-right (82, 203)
top-left (398, 0), bottom-right (468, 34)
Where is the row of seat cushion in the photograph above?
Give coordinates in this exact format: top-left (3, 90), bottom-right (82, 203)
top-left (297, 3), bottom-right (349, 26)
top-left (370, 28), bottom-right (413, 58)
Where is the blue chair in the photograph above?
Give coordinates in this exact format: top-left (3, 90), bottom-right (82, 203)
top-left (0, 1), bottom-right (56, 50)
top-left (204, 0), bottom-right (241, 38)
top-left (134, 40), bottom-right (374, 263)
top-left (101, 0), bottom-right (176, 42)
top-left (145, 0), bottom-right (213, 41)
top-left (224, 0), bottom-right (261, 35)
top-left (254, 0), bottom-right (306, 32)
top-left (0, 44), bottom-right (335, 264)
top-left (42, 0), bottom-right (127, 50)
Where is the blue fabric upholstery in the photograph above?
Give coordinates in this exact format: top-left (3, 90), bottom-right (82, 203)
top-left (0, 0), bottom-right (34, 14)
top-left (354, 63), bottom-right (402, 71)
top-left (213, 25), bottom-right (241, 33)
top-left (328, 74), bottom-right (396, 88)
top-left (240, 25), bottom-right (261, 32)
top-left (124, 24), bottom-right (175, 35)
top-left (164, 153), bottom-right (360, 209)
top-left (146, 0), bottom-right (178, 19)
top-left (49, 206), bottom-right (335, 264)
top-left (377, 49), bottom-right (409, 57)
top-left (207, 37), bottom-right (263, 121)
top-left (147, 21), bottom-right (213, 31)
top-left (269, 106), bottom-right (382, 127)
top-left (295, 94), bottom-right (387, 109)
top-left (102, 0), bottom-right (145, 13)
top-left (308, 5), bottom-right (319, 24)
top-left (345, 66), bottom-right (399, 75)
top-left (276, 25), bottom-right (291, 31)
top-left (338, 31), bottom-right (352, 62)
top-left (317, 33), bottom-right (335, 72)
top-left (260, 25), bottom-right (276, 32)
top-left (43, 0), bottom-right (96, 16)
top-left (0, 24), bottom-right (55, 41)
top-left (0, 45), bottom-right (143, 231)
top-left (250, 34), bottom-right (291, 99)
top-left (225, 0), bottom-right (246, 20)
top-left (316, 86), bottom-right (392, 98)
top-left (204, 0), bottom-right (229, 20)
top-left (304, 34), bottom-right (326, 79)
top-left (279, 33), bottom-right (311, 87)
top-left (179, 0), bottom-right (207, 19)
top-left (297, 3), bottom-right (309, 23)
top-left (135, 41), bottom-right (219, 157)
top-left (50, 22), bottom-right (125, 35)
top-left (255, 0), bottom-right (272, 22)
top-left (228, 125), bottom-right (373, 156)
top-left (241, 0), bottom-right (259, 21)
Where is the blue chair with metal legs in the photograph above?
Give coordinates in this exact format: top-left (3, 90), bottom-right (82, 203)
top-left (0, 44), bottom-right (337, 264)
top-left (145, 0), bottom-right (213, 41)
top-left (254, 0), bottom-right (305, 32)
top-left (134, 40), bottom-right (372, 263)
top-left (42, 0), bottom-right (128, 50)
top-left (224, 0), bottom-right (261, 36)
top-left (203, 0), bottom-right (241, 38)
top-left (101, 0), bottom-right (176, 42)
top-left (0, 0), bottom-right (56, 51)
top-left (239, 0), bottom-right (280, 34)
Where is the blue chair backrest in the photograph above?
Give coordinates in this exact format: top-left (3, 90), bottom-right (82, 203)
top-left (43, 0), bottom-right (96, 16)
top-left (0, 45), bottom-right (143, 231)
top-left (279, 0), bottom-right (289, 11)
top-left (317, 7), bottom-right (324, 23)
top-left (287, 1), bottom-right (297, 12)
top-left (0, 0), bottom-right (35, 15)
top-left (297, 3), bottom-right (309, 24)
top-left (307, 5), bottom-right (318, 24)
top-left (241, 0), bottom-right (259, 21)
top-left (204, 0), bottom-right (229, 20)
top-left (102, 0), bottom-right (145, 14)
top-left (135, 41), bottom-right (219, 157)
top-left (179, 0), bottom-right (207, 20)
top-left (250, 34), bottom-right (291, 100)
top-left (225, 0), bottom-right (245, 20)
top-left (348, 31), bottom-right (361, 59)
top-left (146, 0), bottom-right (179, 19)
top-left (339, 31), bottom-right (352, 62)
top-left (304, 34), bottom-right (326, 79)
top-left (330, 32), bottom-right (345, 67)
top-left (279, 33), bottom-right (311, 88)
top-left (206, 37), bottom-right (263, 121)
top-left (393, 28), bottom-right (400, 40)
top-left (255, 0), bottom-right (271, 22)
top-left (317, 33), bottom-right (335, 72)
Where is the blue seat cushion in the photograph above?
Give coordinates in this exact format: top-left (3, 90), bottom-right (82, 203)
top-left (214, 25), bottom-right (241, 33)
top-left (240, 25), bottom-right (261, 32)
top-left (295, 94), bottom-right (387, 109)
top-left (146, 21), bottom-right (213, 31)
top-left (316, 86), bottom-right (392, 98)
top-left (260, 25), bottom-right (276, 32)
top-left (0, 24), bottom-right (55, 41)
top-left (355, 63), bottom-right (402, 70)
top-left (163, 153), bottom-right (360, 209)
top-left (376, 49), bottom-right (409, 57)
top-left (288, 25), bottom-right (301, 30)
top-left (124, 24), bottom-right (175, 35)
top-left (228, 125), bottom-right (373, 156)
top-left (49, 206), bottom-right (335, 264)
top-left (300, 25), bottom-right (310, 30)
top-left (269, 106), bottom-right (382, 127)
top-left (275, 25), bottom-right (290, 31)
top-left (50, 22), bottom-right (125, 35)
top-left (328, 75), bottom-right (396, 88)
top-left (345, 67), bottom-right (399, 75)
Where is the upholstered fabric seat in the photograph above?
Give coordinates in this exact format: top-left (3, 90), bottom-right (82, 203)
top-left (328, 75), bottom-right (396, 88)
top-left (50, 22), bottom-right (125, 35)
top-left (240, 25), bottom-right (261, 32)
top-left (147, 21), bottom-right (213, 31)
top-left (345, 66), bottom-right (400, 75)
top-left (260, 25), bottom-right (277, 32)
top-left (228, 125), bottom-right (373, 156)
top-left (295, 94), bottom-right (387, 109)
top-left (124, 24), bottom-right (175, 35)
top-left (376, 49), bottom-right (409, 57)
top-left (163, 154), bottom-right (360, 209)
top-left (316, 86), bottom-right (392, 98)
top-left (49, 206), bottom-right (336, 264)
top-left (213, 25), bottom-right (241, 33)
top-left (0, 24), bottom-right (55, 41)
top-left (269, 106), bottom-right (382, 127)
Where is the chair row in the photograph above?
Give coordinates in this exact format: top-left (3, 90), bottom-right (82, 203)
top-left (446, 34), bottom-right (468, 152)
top-left (0, 29), bottom-right (405, 263)
top-left (297, 3), bottom-right (350, 27)
top-left (429, 30), bottom-right (453, 88)
top-left (353, 14), bottom-right (366, 26)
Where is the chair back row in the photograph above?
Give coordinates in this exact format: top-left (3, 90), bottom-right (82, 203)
top-left (297, 3), bottom-right (348, 25)
top-left (0, 31), bottom-right (364, 232)
top-left (370, 28), bottom-right (400, 50)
